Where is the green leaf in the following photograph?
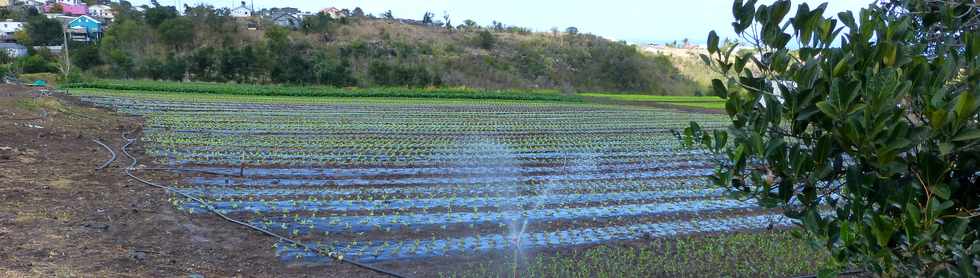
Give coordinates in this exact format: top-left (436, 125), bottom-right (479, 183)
top-left (795, 107), bottom-right (821, 122)
top-left (929, 110), bottom-right (947, 129)
top-left (707, 31), bottom-right (720, 54)
top-left (930, 184), bottom-right (951, 200)
top-left (872, 215), bottom-right (894, 247)
top-left (881, 42), bottom-right (897, 66)
top-left (832, 56), bottom-right (850, 77)
top-left (816, 101), bottom-right (838, 120)
top-left (838, 11), bottom-right (856, 30)
top-left (699, 54), bottom-right (712, 66)
top-left (711, 79), bottom-right (728, 99)
top-left (769, 0), bottom-right (791, 24)
top-left (840, 221), bottom-right (853, 245)
top-left (713, 130), bottom-right (729, 150)
top-left (734, 55), bottom-right (748, 73)
top-left (939, 143), bottom-right (954, 156)
top-left (906, 204), bottom-right (921, 228)
top-left (953, 129), bottom-right (980, 142)
top-left (953, 92), bottom-right (977, 123)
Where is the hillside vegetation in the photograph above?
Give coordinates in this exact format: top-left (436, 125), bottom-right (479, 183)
top-left (55, 4), bottom-right (704, 95)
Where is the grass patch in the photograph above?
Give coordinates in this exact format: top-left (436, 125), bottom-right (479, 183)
top-left (14, 97), bottom-right (64, 113)
top-left (64, 80), bottom-right (584, 102)
top-left (441, 230), bottom-right (824, 278)
top-left (582, 93), bottom-right (726, 109)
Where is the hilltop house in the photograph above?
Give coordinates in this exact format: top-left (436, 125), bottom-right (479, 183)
top-left (0, 0), bottom-right (11, 8)
top-left (0, 20), bottom-right (24, 41)
top-left (230, 1), bottom-right (252, 18)
top-left (88, 4), bottom-right (113, 20)
top-left (270, 11), bottom-right (302, 29)
top-left (0, 43), bottom-right (27, 58)
top-left (320, 7), bottom-right (345, 19)
top-left (66, 15), bottom-right (101, 42)
top-left (45, 2), bottom-right (88, 16)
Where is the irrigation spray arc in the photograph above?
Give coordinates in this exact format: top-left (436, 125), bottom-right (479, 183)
top-left (114, 131), bottom-right (408, 278)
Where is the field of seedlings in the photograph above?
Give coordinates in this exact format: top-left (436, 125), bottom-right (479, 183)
top-left (72, 88), bottom-right (795, 270)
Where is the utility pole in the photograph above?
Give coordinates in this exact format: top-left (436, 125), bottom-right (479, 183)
top-left (61, 27), bottom-right (70, 81)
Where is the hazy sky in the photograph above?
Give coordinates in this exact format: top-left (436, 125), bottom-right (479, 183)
top-left (133, 0), bottom-right (874, 43)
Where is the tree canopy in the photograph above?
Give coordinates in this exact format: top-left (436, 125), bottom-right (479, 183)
top-left (686, 0), bottom-right (979, 276)
top-left (25, 16), bottom-right (64, 46)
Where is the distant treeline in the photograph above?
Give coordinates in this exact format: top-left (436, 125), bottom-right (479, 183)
top-left (20, 3), bottom-right (705, 95)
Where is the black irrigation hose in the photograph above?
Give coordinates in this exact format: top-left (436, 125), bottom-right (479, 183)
top-left (119, 133), bottom-right (407, 278)
top-left (92, 139), bottom-right (116, 170)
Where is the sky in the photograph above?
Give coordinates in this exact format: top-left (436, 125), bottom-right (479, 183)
top-left (131, 0), bottom-right (875, 44)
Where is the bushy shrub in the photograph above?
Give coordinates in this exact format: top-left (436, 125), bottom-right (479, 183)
top-left (368, 61), bottom-right (441, 87)
top-left (687, 0), bottom-right (979, 276)
top-left (17, 54), bottom-right (56, 73)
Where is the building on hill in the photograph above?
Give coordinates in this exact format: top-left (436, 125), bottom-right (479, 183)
top-left (320, 7), bottom-right (345, 19)
top-left (0, 0), bottom-right (11, 8)
top-left (66, 15), bottom-right (101, 42)
top-left (257, 7), bottom-right (300, 17)
top-left (0, 20), bottom-right (24, 42)
top-left (269, 11), bottom-right (302, 29)
top-left (0, 42), bottom-right (27, 58)
top-left (45, 2), bottom-right (88, 16)
top-left (88, 4), bottom-right (113, 20)
top-left (230, 1), bottom-right (253, 18)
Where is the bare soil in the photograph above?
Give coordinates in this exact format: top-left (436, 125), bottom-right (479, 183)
top-left (0, 85), bottom-right (389, 277)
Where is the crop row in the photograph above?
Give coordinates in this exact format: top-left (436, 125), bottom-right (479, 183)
top-left (276, 214), bottom-right (793, 263)
top-left (183, 188), bottom-right (729, 214)
top-left (170, 160), bottom-right (710, 178)
top-left (255, 198), bottom-right (752, 234)
top-left (177, 178), bottom-right (708, 199)
top-left (184, 168), bottom-right (713, 188)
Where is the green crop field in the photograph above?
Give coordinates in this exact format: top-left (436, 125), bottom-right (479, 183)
top-left (68, 85), bottom-right (820, 277)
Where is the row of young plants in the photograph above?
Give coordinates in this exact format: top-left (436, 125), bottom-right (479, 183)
top-left (151, 148), bottom-right (712, 166)
top-left (182, 187), bottom-right (731, 214)
top-left (177, 177), bottom-right (710, 199)
top-left (275, 214), bottom-right (793, 263)
top-left (165, 160), bottom-right (710, 179)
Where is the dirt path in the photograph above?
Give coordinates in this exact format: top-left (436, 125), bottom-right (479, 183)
top-left (0, 85), bottom-right (386, 277)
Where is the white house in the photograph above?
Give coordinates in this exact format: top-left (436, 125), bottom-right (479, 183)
top-left (230, 2), bottom-right (253, 18)
top-left (0, 21), bottom-right (24, 41)
top-left (320, 7), bottom-right (345, 18)
top-left (0, 43), bottom-right (28, 58)
top-left (88, 4), bottom-right (114, 20)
